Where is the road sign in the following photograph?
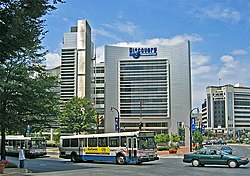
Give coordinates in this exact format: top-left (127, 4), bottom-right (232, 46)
top-left (191, 117), bottom-right (196, 131)
top-left (26, 125), bottom-right (30, 135)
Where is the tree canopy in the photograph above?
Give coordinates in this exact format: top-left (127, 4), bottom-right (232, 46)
top-left (0, 0), bottom-right (63, 160)
top-left (155, 133), bottom-right (170, 143)
top-left (59, 97), bottom-right (96, 134)
top-left (193, 130), bottom-right (203, 145)
top-left (0, 0), bottom-right (63, 63)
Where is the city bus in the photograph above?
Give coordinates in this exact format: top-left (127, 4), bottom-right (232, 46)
top-left (59, 131), bottom-right (159, 164)
top-left (0, 135), bottom-right (47, 158)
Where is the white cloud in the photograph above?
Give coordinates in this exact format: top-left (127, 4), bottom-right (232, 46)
top-left (103, 21), bottom-right (138, 36)
top-left (45, 53), bottom-right (60, 68)
top-left (218, 55), bottom-right (236, 81)
top-left (190, 4), bottom-right (241, 23)
top-left (93, 28), bottom-right (121, 41)
top-left (95, 34), bottom-right (203, 63)
top-left (218, 55), bottom-right (250, 86)
top-left (192, 54), bottom-right (211, 67)
top-left (62, 17), bottom-right (68, 21)
top-left (230, 49), bottom-right (248, 55)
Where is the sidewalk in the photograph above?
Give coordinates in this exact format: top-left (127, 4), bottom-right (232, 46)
top-left (157, 146), bottom-right (190, 158)
top-left (0, 168), bottom-right (28, 176)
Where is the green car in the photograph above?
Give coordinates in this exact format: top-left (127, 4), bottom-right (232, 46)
top-left (183, 148), bottom-right (249, 168)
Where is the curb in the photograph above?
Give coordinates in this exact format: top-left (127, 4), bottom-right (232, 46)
top-left (0, 168), bottom-right (29, 176)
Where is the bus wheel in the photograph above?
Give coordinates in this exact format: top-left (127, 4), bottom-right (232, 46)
top-left (116, 154), bottom-right (126, 165)
top-left (71, 153), bottom-right (77, 162)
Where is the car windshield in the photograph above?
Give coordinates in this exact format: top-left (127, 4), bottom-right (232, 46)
top-left (138, 137), bottom-right (156, 150)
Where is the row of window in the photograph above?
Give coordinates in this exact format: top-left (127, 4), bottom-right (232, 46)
top-left (120, 123), bottom-right (168, 127)
top-left (62, 136), bottom-right (127, 148)
top-left (120, 88), bottom-right (167, 92)
top-left (121, 99), bottom-right (167, 103)
top-left (121, 77), bottom-right (167, 81)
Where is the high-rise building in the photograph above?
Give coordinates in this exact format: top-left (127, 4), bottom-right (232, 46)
top-left (92, 62), bottom-right (105, 132)
top-left (60, 20), bottom-right (92, 103)
top-left (202, 84), bottom-right (250, 136)
top-left (104, 41), bottom-right (192, 145)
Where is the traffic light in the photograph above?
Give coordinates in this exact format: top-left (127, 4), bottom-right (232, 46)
top-left (98, 115), bottom-right (104, 125)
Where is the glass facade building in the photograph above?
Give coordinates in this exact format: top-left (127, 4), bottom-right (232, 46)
top-left (104, 41), bottom-right (192, 145)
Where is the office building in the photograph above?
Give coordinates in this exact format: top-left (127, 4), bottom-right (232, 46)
top-left (202, 84), bottom-right (250, 135)
top-left (104, 41), bottom-right (192, 145)
top-left (60, 20), bottom-right (92, 103)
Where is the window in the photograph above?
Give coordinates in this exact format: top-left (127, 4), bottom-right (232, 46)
top-left (98, 137), bottom-right (108, 147)
top-left (109, 137), bottom-right (119, 147)
top-left (71, 139), bottom-right (78, 147)
top-left (121, 137), bottom-right (127, 147)
top-left (88, 138), bottom-right (97, 147)
top-left (5, 140), bottom-right (9, 146)
top-left (133, 138), bottom-right (137, 148)
top-left (63, 139), bottom-right (70, 147)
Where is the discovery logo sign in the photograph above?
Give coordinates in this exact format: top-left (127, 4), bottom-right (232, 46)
top-left (129, 47), bottom-right (157, 59)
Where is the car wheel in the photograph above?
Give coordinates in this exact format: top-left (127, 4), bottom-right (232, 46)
top-left (116, 154), bottom-right (126, 165)
top-left (192, 159), bottom-right (200, 167)
top-left (228, 160), bottom-right (238, 168)
top-left (71, 153), bottom-right (77, 162)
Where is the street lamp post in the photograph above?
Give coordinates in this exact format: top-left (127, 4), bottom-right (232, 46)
top-left (111, 107), bottom-right (120, 133)
top-left (139, 102), bottom-right (142, 130)
top-left (190, 107), bottom-right (199, 152)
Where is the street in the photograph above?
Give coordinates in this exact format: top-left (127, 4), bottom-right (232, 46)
top-left (6, 145), bottom-right (250, 176)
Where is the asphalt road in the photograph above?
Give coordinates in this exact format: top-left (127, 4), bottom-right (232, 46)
top-left (6, 144), bottom-right (250, 176)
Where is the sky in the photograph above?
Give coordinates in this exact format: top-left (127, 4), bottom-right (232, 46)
top-left (43, 0), bottom-right (250, 109)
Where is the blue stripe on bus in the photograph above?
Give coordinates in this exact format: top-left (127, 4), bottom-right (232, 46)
top-left (80, 155), bottom-right (141, 164)
top-left (81, 155), bottom-right (117, 163)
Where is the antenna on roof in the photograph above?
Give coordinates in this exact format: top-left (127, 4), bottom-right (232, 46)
top-left (219, 78), bottom-right (221, 86)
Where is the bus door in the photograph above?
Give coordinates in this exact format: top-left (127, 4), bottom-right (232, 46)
top-left (79, 138), bottom-right (85, 155)
top-left (127, 137), bottom-right (137, 161)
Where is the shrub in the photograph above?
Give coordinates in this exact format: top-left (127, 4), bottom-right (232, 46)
top-left (157, 146), bottom-right (169, 151)
top-left (5, 162), bottom-right (18, 168)
top-left (169, 145), bottom-right (179, 150)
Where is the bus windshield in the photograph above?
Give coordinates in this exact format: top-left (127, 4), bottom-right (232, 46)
top-left (138, 137), bottom-right (156, 150)
top-left (30, 139), bottom-right (46, 148)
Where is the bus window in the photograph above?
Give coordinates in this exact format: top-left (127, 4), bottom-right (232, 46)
top-left (133, 138), bottom-right (137, 148)
top-left (71, 139), bottom-right (78, 147)
top-left (121, 137), bottom-right (126, 147)
top-left (9, 140), bottom-right (13, 147)
top-left (63, 139), bottom-right (70, 147)
top-left (5, 140), bottom-right (9, 146)
top-left (17, 140), bottom-right (21, 149)
top-left (109, 137), bottom-right (119, 147)
top-left (88, 138), bottom-right (97, 147)
top-left (98, 137), bottom-right (108, 147)
top-left (13, 140), bottom-right (16, 148)
top-left (21, 140), bottom-right (25, 149)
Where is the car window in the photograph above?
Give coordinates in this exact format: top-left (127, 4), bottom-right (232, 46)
top-left (208, 150), bottom-right (216, 155)
top-left (198, 150), bottom-right (207, 155)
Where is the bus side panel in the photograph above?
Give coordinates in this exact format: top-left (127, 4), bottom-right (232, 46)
top-left (81, 155), bottom-right (116, 163)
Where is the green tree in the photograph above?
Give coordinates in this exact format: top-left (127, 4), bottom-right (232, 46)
top-left (155, 133), bottom-right (170, 143)
top-left (170, 133), bottom-right (180, 143)
top-left (178, 127), bottom-right (185, 141)
top-left (59, 97), bottom-right (96, 134)
top-left (204, 130), bottom-right (213, 138)
top-left (193, 130), bottom-right (203, 145)
top-left (0, 0), bottom-right (62, 160)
